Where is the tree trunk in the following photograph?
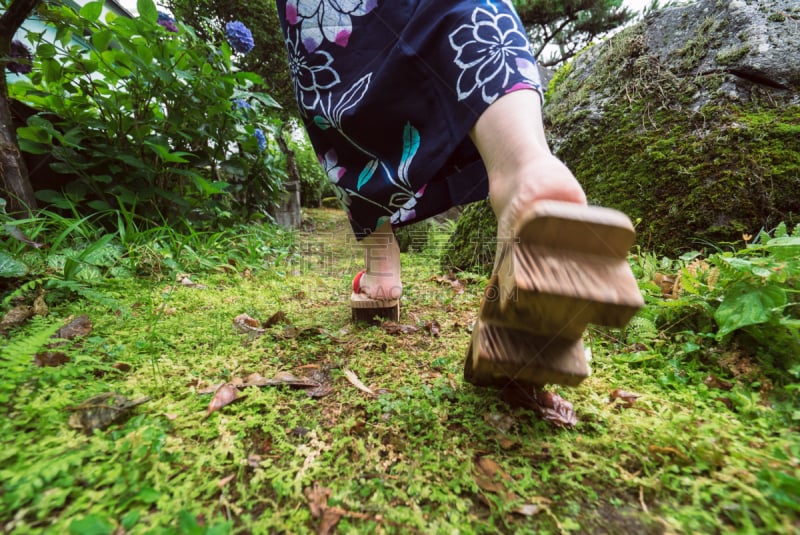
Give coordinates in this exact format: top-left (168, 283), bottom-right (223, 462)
top-left (1, 0), bottom-right (43, 214)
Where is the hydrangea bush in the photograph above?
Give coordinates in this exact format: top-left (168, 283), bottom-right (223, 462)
top-left (9, 0), bottom-right (282, 223)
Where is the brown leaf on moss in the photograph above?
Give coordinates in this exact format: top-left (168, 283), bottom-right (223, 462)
top-left (55, 315), bottom-right (92, 340)
top-left (33, 351), bottom-right (70, 367)
top-left (205, 384), bottom-right (241, 417)
top-left (609, 389), bottom-right (642, 408)
top-left (431, 272), bottom-right (465, 294)
top-left (233, 313), bottom-right (266, 336)
top-left (216, 474), bottom-right (235, 488)
top-left (242, 371), bottom-right (320, 388)
top-left (68, 392), bottom-right (149, 433)
top-left (381, 322), bottom-right (418, 335)
top-left (32, 293), bottom-right (48, 317)
top-left (473, 456), bottom-right (515, 498)
top-left (0, 305), bottom-right (34, 336)
top-left (472, 456), bottom-right (543, 515)
top-left (264, 311), bottom-right (289, 327)
top-left (502, 387), bottom-right (578, 428)
top-left (32, 315), bottom-right (92, 366)
top-left (304, 483), bottom-right (342, 535)
top-left (424, 319), bottom-right (441, 337)
top-left (112, 362), bottom-right (132, 373)
top-left (704, 375), bottom-right (734, 391)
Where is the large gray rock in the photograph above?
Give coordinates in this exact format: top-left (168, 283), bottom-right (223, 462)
top-left (546, 0), bottom-right (800, 252)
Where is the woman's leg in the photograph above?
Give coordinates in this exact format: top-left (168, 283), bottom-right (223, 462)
top-left (469, 90), bottom-right (586, 246)
top-left (356, 220), bottom-right (403, 300)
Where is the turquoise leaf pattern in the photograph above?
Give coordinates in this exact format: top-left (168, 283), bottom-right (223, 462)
top-left (398, 122), bottom-right (420, 183)
top-left (357, 159), bottom-right (378, 191)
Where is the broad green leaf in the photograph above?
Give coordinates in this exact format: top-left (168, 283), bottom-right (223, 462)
top-left (68, 514), bottom-right (113, 535)
top-left (91, 29), bottom-right (114, 51)
top-left (42, 59), bottom-right (62, 83)
top-left (136, 43), bottom-right (153, 65)
top-left (714, 282), bottom-right (787, 338)
top-left (137, 0), bottom-right (158, 23)
top-left (143, 141), bottom-right (192, 163)
top-left (79, 1), bottom-right (103, 21)
top-left (765, 236), bottom-right (800, 260)
top-left (16, 125), bottom-right (51, 144)
top-left (0, 252), bottom-right (28, 278)
top-left (36, 43), bottom-right (56, 59)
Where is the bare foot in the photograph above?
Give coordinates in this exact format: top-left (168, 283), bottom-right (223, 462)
top-left (356, 221), bottom-right (402, 300)
top-left (492, 154), bottom-right (587, 245)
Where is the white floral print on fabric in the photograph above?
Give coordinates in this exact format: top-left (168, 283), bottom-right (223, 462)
top-left (448, 3), bottom-right (537, 104)
top-left (286, 0), bottom-right (378, 52)
top-left (286, 32), bottom-right (340, 112)
top-left (319, 149), bottom-right (352, 211)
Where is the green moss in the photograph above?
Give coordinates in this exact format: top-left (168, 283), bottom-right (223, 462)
top-left (768, 12), bottom-right (786, 22)
top-left (676, 17), bottom-right (725, 71)
top-left (544, 20), bottom-right (800, 254)
top-left (439, 200), bottom-right (496, 275)
top-left (716, 45), bottom-right (751, 65)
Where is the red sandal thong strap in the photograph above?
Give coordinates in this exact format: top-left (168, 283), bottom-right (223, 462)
top-left (352, 270), bottom-right (366, 294)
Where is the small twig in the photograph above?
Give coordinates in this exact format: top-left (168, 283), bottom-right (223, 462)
top-left (639, 485), bottom-right (649, 514)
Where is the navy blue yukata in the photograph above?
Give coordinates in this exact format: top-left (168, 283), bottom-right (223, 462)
top-left (275, 0), bottom-right (544, 238)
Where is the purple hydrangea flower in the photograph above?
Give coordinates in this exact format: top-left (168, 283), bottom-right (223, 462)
top-left (225, 21), bottom-right (255, 55)
top-left (254, 128), bottom-right (267, 152)
top-left (7, 40), bottom-right (33, 75)
top-left (158, 19), bottom-right (179, 32)
top-left (233, 98), bottom-right (252, 110)
top-left (157, 11), bottom-right (178, 32)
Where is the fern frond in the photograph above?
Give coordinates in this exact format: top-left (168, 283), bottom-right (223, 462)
top-left (0, 320), bottom-right (62, 365)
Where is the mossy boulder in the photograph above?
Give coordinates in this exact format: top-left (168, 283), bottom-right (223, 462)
top-left (444, 0), bottom-right (799, 273)
top-left (440, 200), bottom-right (496, 275)
top-left (547, 0), bottom-right (800, 253)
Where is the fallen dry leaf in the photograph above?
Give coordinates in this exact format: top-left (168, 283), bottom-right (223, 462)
top-left (197, 382), bottom-right (224, 395)
top-left (33, 351), bottom-right (70, 367)
top-left (233, 313), bottom-right (266, 336)
top-left (33, 315), bottom-right (93, 366)
top-left (0, 305), bottom-right (34, 336)
top-left (55, 315), bottom-right (92, 340)
top-left (68, 392), bottom-right (149, 433)
top-left (264, 311), bottom-right (289, 328)
top-left (473, 456), bottom-right (547, 516)
top-left (424, 319), bottom-right (441, 337)
top-left (205, 384), bottom-right (240, 417)
top-left (609, 389), bottom-right (642, 408)
top-left (704, 375), bottom-right (734, 391)
top-left (306, 367), bottom-right (334, 398)
top-left (343, 369), bottom-right (375, 396)
top-left (112, 362), bottom-right (132, 373)
top-left (381, 322), bottom-right (419, 335)
top-left (178, 274), bottom-right (207, 289)
top-left (216, 474), bottom-right (235, 488)
top-left (502, 387), bottom-right (578, 428)
top-left (242, 371), bottom-right (320, 388)
top-left (304, 483), bottom-right (342, 535)
top-left (32, 293), bottom-right (48, 316)
top-left (431, 272), bottom-right (466, 294)
top-left (473, 456), bottom-right (515, 498)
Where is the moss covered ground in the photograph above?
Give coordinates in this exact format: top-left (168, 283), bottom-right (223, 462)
top-left (1, 208), bottom-right (797, 534)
